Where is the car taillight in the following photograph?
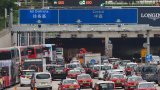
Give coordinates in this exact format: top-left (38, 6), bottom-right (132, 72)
top-left (78, 80), bottom-right (83, 82)
top-left (21, 75), bottom-right (25, 78)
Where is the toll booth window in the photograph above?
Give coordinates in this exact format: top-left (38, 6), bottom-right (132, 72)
top-left (0, 51), bottom-right (11, 60)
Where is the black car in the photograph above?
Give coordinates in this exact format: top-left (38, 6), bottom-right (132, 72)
top-left (49, 65), bottom-right (66, 80)
top-left (141, 65), bottom-right (158, 82)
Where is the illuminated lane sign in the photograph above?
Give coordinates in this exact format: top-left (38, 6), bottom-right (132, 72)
top-left (19, 9), bottom-right (137, 24)
top-left (52, 0), bottom-right (106, 6)
top-left (59, 9), bottom-right (138, 24)
top-left (19, 9), bottom-right (58, 24)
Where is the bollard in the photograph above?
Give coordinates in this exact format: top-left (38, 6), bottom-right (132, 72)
top-left (14, 86), bottom-right (17, 90)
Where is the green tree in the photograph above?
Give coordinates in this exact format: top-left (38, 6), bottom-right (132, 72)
top-left (0, 0), bottom-right (16, 17)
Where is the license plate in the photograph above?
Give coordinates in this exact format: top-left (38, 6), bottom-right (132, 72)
top-left (41, 82), bottom-right (47, 85)
top-left (69, 86), bottom-right (74, 88)
top-left (83, 81), bottom-right (87, 83)
top-left (116, 80), bottom-right (121, 83)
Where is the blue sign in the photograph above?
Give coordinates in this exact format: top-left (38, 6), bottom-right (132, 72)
top-left (19, 9), bottom-right (58, 24)
top-left (19, 9), bottom-right (137, 24)
top-left (146, 54), bottom-right (152, 62)
top-left (59, 9), bottom-right (138, 24)
top-left (90, 59), bottom-right (96, 64)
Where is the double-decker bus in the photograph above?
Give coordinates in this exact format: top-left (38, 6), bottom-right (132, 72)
top-left (20, 45), bottom-right (44, 72)
top-left (0, 47), bottom-right (20, 89)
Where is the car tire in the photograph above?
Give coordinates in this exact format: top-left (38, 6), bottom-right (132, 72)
top-left (30, 86), bottom-right (33, 90)
top-left (90, 85), bottom-right (92, 88)
top-left (49, 87), bottom-right (52, 90)
top-left (158, 80), bottom-right (160, 86)
top-left (20, 84), bottom-right (23, 87)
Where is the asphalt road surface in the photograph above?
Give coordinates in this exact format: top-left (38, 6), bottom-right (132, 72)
top-left (6, 79), bottom-right (160, 90)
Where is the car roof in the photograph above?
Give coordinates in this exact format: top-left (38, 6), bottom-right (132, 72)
top-left (63, 78), bottom-right (76, 81)
top-left (69, 69), bottom-right (80, 72)
top-left (96, 81), bottom-right (114, 84)
top-left (138, 82), bottom-right (154, 85)
top-left (112, 69), bottom-right (123, 71)
top-left (127, 62), bottom-right (137, 65)
top-left (111, 73), bottom-right (124, 76)
top-left (77, 73), bottom-right (90, 76)
top-left (22, 70), bottom-right (35, 72)
top-left (35, 72), bottom-right (51, 75)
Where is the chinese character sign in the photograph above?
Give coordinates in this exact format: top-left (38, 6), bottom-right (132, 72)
top-left (20, 9), bottom-right (58, 24)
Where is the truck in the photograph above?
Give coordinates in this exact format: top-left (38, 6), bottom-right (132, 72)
top-left (84, 53), bottom-right (101, 65)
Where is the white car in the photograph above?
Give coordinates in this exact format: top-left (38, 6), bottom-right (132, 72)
top-left (30, 72), bottom-right (52, 90)
top-left (125, 62), bottom-right (138, 71)
top-left (70, 60), bottom-right (81, 64)
top-left (151, 55), bottom-right (160, 65)
top-left (98, 64), bottom-right (113, 80)
top-left (20, 70), bottom-right (35, 86)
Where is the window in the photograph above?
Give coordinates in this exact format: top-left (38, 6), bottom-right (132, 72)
top-left (0, 51), bottom-right (11, 60)
top-left (36, 74), bottom-right (50, 79)
top-left (99, 83), bottom-right (114, 89)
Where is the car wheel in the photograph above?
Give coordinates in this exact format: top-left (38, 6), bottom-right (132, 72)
top-left (90, 85), bottom-right (92, 88)
top-left (158, 80), bottom-right (160, 86)
top-left (49, 87), bottom-right (52, 90)
top-left (20, 84), bottom-right (23, 87)
top-left (30, 86), bottom-right (32, 90)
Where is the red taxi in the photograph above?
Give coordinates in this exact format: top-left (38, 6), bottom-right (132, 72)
top-left (58, 79), bottom-right (80, 90)
top-left (108, 74), bottom-right (126, 88)
top-left (125, 63), bottom-right (138, 76)
top-left (135, 82), bottom-right (157, 90)
top-left (124, 76), bottom-right (143, 90)
top-left (77, 74), bottom-right (93, 88)
top-left (67, 70), bottom-right (81, 79)
top-left (90, 65), bottom-right (102, 78)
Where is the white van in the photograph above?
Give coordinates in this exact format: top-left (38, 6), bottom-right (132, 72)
top-left (30, 72), bottom-right (52, 90)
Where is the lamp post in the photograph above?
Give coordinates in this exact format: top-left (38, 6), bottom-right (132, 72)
top-left (146, 30), bottom-right (150, 55)
top-left (42, 0), bottom-right (45, 8)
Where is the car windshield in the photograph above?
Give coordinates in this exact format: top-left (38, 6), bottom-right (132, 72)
top-left (120, 61), bottom-right (130, 66)
top-left (67, 64), bottom-right (79, 68)
top-left (142, 66), bottom-right (157, 73)
top-left (93, 66), bottom-right (101, 70)
top-left (128, 77), bottom-right (143, 82)
top-left (139, 83), bottom-right (154, 89)
top-left (55, 66), bottom-right (64, 70)
top-left (77, 75), bottom-right (91, 79)
top-left (36, 74), bottom-right (50, 79)
top-left (112, 74), bottom-right (124, 79)
top-left (101, 66), bottom-right (111, 70)
top-left (22, 71), bottom-right (35, 76)
top-left (68, 70), bottom-right (81, 74)
top-left (126, 64), bottom-right (137, 69)
top-left (99, 83), bottom-right (114, 89)
top-left (63, 80), bottom-right (77, 84)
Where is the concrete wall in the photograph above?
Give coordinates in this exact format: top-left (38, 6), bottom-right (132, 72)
top-left (0, 29), bottom-right (11, 48)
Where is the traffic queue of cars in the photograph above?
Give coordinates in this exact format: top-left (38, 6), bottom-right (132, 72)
top-left (18, 57), bottom-right (159, 90)
top-left (56, 58), bottom-right (158, 90)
